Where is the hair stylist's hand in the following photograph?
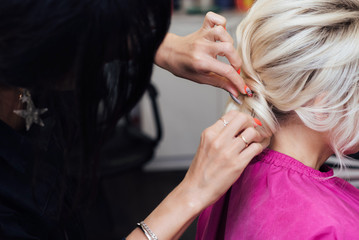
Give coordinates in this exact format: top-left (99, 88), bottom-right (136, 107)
top-left (181, 110), bottom-right (268, 208)
top-left (155, 12), bottom-right (245, 97)
top-left (127, 111), bottom-right (268, 240)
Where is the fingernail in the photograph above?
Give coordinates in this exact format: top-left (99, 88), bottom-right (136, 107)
top-left (254, 118), bottom-right (262, 126)
top-left (244, 85), bottom-right (253, 97)
top-left (229, 92), bottom-right (242, 105)
top-left (237, 68), bottom-right (241, 75)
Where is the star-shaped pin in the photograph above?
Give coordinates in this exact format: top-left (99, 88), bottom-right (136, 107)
top-left (13, 90), bottom-right (48, 131)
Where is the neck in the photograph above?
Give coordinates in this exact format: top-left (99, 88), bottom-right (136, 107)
top-left (269, 117), bottom-right (332, 170)
top-left (0, 84), bottom-right (25, 130)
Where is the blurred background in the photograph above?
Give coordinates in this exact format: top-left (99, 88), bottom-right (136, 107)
top-left (80, 1), bottom-right (359, 239)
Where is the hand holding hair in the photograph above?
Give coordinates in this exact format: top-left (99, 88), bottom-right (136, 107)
top-left (155, 12), bottom-right (246, 97)
top-left (127, 111), bottom-right (268, 240)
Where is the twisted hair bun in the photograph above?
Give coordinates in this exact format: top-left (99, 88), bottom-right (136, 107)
top-left (227, 0), bottom-right (359, 161)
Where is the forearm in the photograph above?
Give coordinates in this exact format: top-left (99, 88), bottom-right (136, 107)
top-left (155, 33), bottom-right (178, 72)
top-left (126, 181), bottom-right (202, 240)
top-left (125, 111), bottom-right (266, 240)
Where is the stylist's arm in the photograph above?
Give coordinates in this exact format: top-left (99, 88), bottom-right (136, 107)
top-left (127, 111), bottom-right (267, 240)
top-left (155, 12), bottom-right (245, 97)
top-left (127, 12), bottom-right (261, 240)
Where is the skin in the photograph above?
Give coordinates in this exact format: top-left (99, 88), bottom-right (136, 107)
top-left (155, 12), bottom-right (246, 98)
top-left (270, 115), bottom-right (333, 170)
top-left (127, 12), bottom-right (266, 240)
top-left (0, 12), bottom-right (265, 240)
top-left (0, 83), bottom-right (24, 130)
top-left (127, 111), bottom-right (267, 240)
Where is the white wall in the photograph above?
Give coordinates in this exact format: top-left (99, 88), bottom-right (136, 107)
top-left (140, 12), bottom-right (245, 171)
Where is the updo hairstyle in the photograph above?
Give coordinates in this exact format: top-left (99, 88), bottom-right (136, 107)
top-left (227, 0), bottom-right (359, 162)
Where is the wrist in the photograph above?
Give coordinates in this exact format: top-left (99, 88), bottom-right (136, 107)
top-left (138, 180), bottom-right (205, 240)
top-left (171, 181), bottom-right (204, 216)
top-left (155, 33), bottom-right (178, 70)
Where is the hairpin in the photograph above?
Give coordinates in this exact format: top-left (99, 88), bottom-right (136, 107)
top-left (13, 89), bottom-right (48, 131)
top-left (229, 92), bottom-right (257, 118)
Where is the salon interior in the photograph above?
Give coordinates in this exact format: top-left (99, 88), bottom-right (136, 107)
top-left (81, 1), bottom-right (359, 239)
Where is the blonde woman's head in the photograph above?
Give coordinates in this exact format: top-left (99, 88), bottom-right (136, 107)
top-left (227, 0), bottom-right (359, 160)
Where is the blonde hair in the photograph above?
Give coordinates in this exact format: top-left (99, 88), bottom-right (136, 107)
top-left (227, 0), bottom-right (359, 164)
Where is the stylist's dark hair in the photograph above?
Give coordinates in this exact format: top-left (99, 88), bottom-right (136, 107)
top-left (0, 0), bottom-right (171, 214)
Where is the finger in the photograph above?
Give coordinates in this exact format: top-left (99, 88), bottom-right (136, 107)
top-left (202, 57), bottom-right (245, 96)
top-left (203, 12), bottom-right (227, 29)
top-left (212, 110), bottom-right (245, 133)
top-left (225, 127), bottom-right (261, 156)
top-left (221, 112), bottom-right (256, 138)
top-left (213, 110), bottom-right (240, 131)
top-left (198, 72), bottom-right (241, 97)
top-left (210, 41), bottom-right (242, 72)
top-left (236, 142), bottom-right (264, 167)
top-left (207, 25), bottom-right (234, 44)
top-left (212, 110), bottom-right (256, 137)
top-left (205, 111), bottom-right (238, 139)
top-left (237, 127), bottom-right (263, 148)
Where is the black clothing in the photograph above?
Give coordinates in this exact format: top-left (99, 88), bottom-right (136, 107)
top-left (0, 118), bottom-right (83, 240)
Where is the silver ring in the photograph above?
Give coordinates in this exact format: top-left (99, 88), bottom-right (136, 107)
top-left (240, 135), bottom-right (249, 147)
top-left (221, 118), bottom-right (229, 127)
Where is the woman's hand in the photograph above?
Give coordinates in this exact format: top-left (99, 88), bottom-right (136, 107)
top-left (155, 12), bottom-right (245, 97)
top-left (127, 111), bottom-right (268, 240)
top-left (181, 110), bottom-right (268, 209)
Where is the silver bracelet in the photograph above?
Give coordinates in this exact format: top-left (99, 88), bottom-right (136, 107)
top-left (137, 221), bottom-right (158, 240)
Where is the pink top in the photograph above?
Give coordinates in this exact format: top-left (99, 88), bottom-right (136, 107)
top-left (196, 149), bottom-right (359, 239)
